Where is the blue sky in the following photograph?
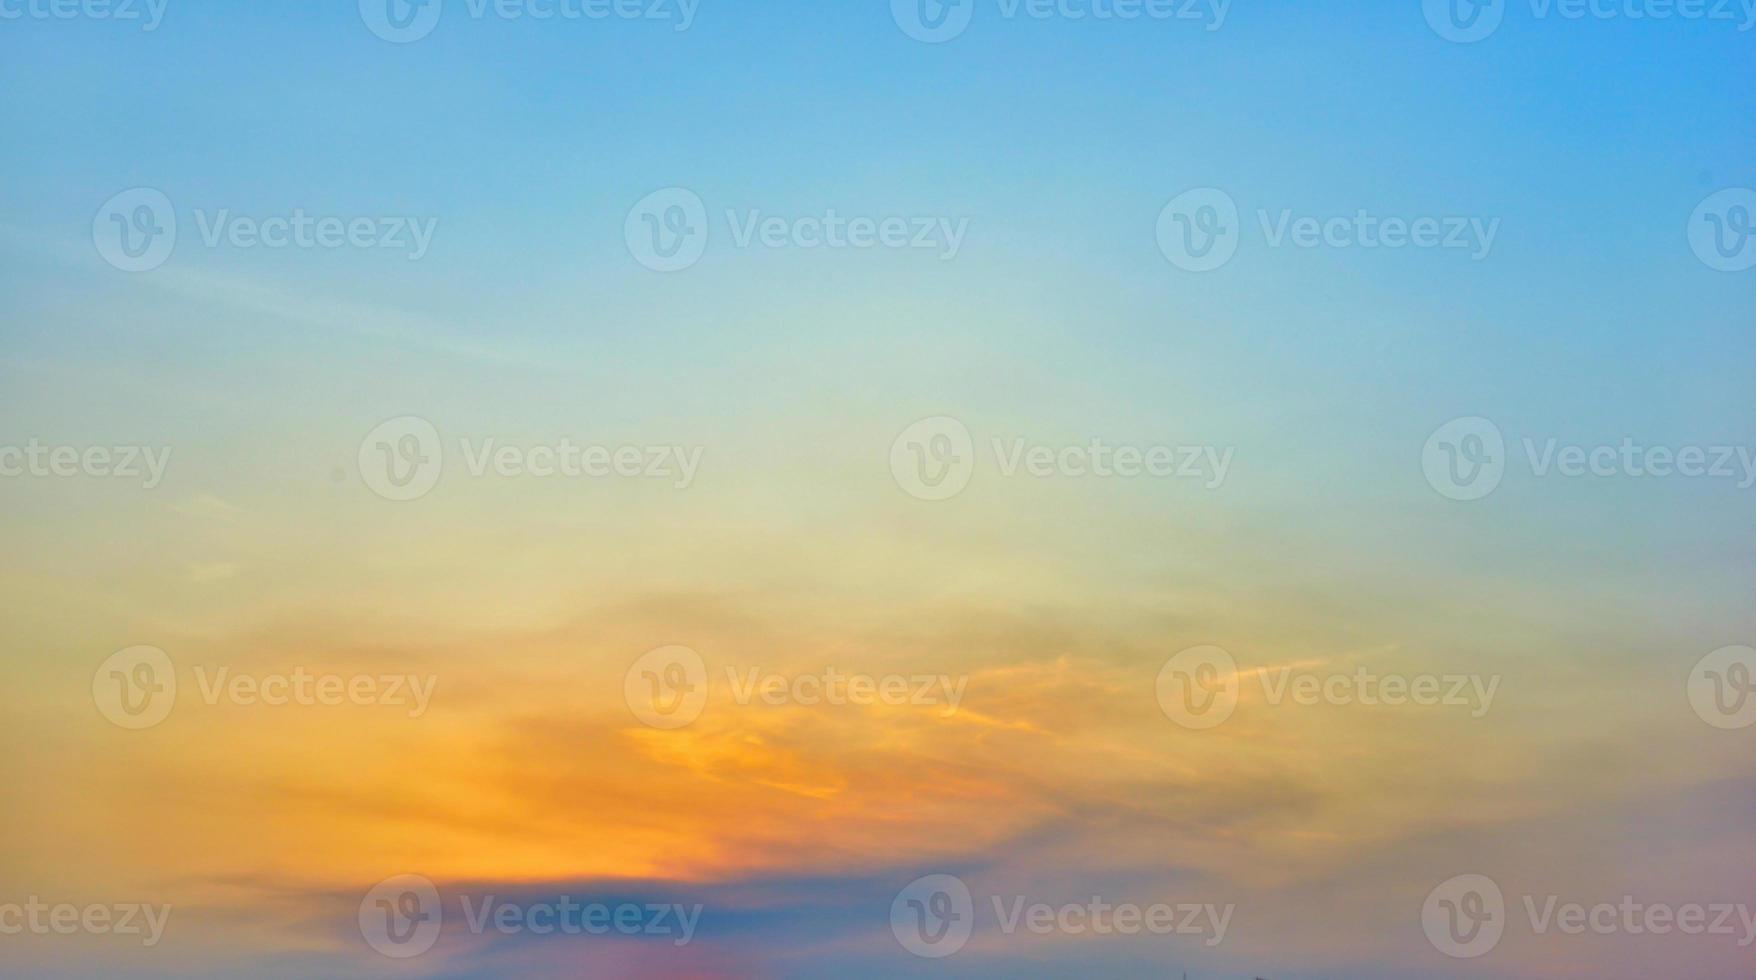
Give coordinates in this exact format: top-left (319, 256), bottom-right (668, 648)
top-left (2, 3), bottom-right (1754, 978)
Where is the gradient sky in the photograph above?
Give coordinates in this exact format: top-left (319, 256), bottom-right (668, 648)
top-left (1, 2), bottom-right (1753, 978)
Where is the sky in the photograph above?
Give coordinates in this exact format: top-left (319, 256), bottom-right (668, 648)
top-left (1, 1), bottom-right (1754, 977)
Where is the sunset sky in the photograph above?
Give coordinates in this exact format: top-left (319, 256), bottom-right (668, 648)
top-left (2, 3), bottom-right (1753, 978)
